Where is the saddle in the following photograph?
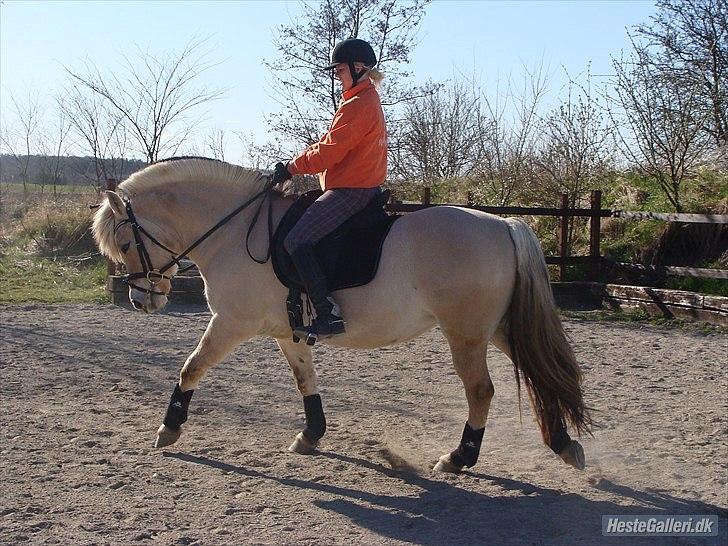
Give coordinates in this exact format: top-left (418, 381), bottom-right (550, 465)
top-left (272, 189), bottom-right (399, 344)
top-left (272, 189), bottom-right (399, 292)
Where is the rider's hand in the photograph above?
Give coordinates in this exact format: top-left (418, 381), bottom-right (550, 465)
top-left (272, 162), bottom-right (292, 184)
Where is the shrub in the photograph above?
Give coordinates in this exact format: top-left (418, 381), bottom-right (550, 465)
top-left (16, 199), bottom-right (96, 256)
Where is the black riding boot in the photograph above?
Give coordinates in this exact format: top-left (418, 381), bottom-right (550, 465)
top-left (290, 245), bottom-right (345, 340)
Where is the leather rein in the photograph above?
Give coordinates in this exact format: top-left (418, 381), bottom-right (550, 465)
top-left (114, 174), bottom-right (277, 297)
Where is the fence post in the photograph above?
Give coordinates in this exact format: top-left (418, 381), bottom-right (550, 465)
top-left (589, 190), bottom-right (602, 281)
top-left (105, 178), bottom-right (117, 277)
top-left (422, 186), bottom-right (431, 205)
top-left (559, 193), bottom-right (569, 282)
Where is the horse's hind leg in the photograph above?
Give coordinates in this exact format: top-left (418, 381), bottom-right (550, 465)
top-left (434, 333), bottom-right (493, 473)
top-left (490, 327), bottom-right (585, 470)
top-left (276, 338), bottom-right (325, 455)
top-left (155, 315), bottom-right (254, 448)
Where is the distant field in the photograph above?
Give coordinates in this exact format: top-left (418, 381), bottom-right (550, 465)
top-left (0, 182), bottom-right (98, 194)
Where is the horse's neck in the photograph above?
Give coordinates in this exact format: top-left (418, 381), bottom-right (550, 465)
top-left (179, 189), bottom-right (293, 274)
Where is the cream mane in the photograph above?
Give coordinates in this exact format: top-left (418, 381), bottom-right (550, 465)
top-left (119, 157), bottom-right (266, 197)
top-left (93, 157), bottom-right (271, 263)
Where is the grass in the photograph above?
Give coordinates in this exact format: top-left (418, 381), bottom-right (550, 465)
top-left (1, 186), bottom-right (109, 305)
top-left (0, 249), bottom-right (108, 304)
top-left (666, 276), bottom-right (728, 297)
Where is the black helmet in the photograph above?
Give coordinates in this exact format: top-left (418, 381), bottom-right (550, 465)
top-left (324, 38), bottom-right (377, 70)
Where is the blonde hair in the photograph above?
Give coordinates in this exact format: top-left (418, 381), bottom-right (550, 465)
top-left (353, 62), bottom-right (384, 89)
top-left (368, 67), bottom-right (384, 88)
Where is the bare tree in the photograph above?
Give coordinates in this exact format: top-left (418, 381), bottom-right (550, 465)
top-left (266, 0), bottom-right (433, 152)
top-left (66, 38), bottom-right (223, 164)
top-left (471, 65), bottom-right (549, 206)
top-left (206, 129), bottom-right (226, 161)
top-left (635, 0), bottom-right (728, 146)
top-left (609, 42), bottom-right (712, 212)
top-left (236, 131), bottom-right (270, 169)
top-left (61, 85), bottom-right (129, 191)
top-left (107, 114), bottom-right (130, 184)
top-left (530, 71), bottom-right (614, 254)
top-left (389, 78), bottom-right (480, 194)
top-left (0, 91), bottom-right (43, 193)
top-left (533, 70), bottom-right (614, 208)
top-left (234, 130), bottom-right (295, 175)
top-left (38, 97), bottom-right (73, 198)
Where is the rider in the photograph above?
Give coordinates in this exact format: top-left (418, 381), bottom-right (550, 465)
top-left (273, 38), bottom-right (387, 339)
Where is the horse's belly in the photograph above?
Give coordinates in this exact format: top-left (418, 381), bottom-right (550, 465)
top-left (332, 275), bottom-right (437, 348)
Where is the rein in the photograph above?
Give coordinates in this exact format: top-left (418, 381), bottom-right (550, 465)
top-left (116, 174), bottom-right (277, 296)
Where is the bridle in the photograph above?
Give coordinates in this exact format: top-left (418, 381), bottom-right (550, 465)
top-left (114, 174), bottom-right (277, 298)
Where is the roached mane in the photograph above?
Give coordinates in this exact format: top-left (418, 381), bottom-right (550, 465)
top-left (92, 157), bottom-right (287, 263)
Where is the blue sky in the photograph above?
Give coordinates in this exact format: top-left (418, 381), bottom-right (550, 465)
top-left (1, 0), bottom-right (656, 162)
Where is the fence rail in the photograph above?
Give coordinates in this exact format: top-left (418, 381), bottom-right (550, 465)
top-left (613, 211), bottom-right (728, 223)
top-left (612, 262), bottom-right (728, 280)
top-left (384, 187), bottom-right (727, 284)
top-left (385, 202), bottom-right (612, 217)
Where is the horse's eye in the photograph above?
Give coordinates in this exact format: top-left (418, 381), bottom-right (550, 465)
top-left (121, 243), bottom-right (130, 254)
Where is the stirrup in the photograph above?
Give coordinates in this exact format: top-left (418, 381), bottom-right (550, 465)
top-left (293, 315), bottom-right (345, 346)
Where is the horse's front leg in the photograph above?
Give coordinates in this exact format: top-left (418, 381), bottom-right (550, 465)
top-left (276, 338), bottom-right (325, 455)
top-left (155, 314), bottom-right (254, 448)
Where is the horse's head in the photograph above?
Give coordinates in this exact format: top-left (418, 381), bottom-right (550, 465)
top-left (93, 190), bottom-right (179, 313)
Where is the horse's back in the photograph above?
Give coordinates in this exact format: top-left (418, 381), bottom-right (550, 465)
top-left (391, 205), bottom-right (516, 283)
top-left (377, 206), bottom-right (516, 336)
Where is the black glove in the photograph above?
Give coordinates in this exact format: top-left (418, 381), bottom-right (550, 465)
top-left (272, 162), bottom-right (292, 184)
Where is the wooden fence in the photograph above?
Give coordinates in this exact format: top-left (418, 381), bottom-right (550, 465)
top-left (385, 187), bottom-right (728, 283)
top-left (380, 187), bottom-right (727, 324)
top-left (105, 179), bottom-right (727, 323)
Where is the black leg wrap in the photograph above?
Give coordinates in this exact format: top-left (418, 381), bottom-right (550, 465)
top-left (302, 394), bottom-right (326, 442)
top-left (449, 422), bottom-right (485, 468)
top-left (163, 384), bottom-right (194, 430)
top-left (549, 422), bottom-right (571, 454)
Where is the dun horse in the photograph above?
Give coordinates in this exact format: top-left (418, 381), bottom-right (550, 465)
top-left (92, 158), bottom-right (591, 472)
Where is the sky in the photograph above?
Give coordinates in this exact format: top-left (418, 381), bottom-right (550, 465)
top-left (0, 0), bottom-right (657, 163)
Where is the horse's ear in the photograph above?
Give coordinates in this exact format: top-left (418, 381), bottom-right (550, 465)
top-left (106, 191), bottom-right (126, 218)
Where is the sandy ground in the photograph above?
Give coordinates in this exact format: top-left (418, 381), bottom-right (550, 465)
top-left (1, 303), bottom-right (726, 545)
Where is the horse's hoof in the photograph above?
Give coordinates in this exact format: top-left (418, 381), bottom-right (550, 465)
top-left (433, 454), bottom-right (463, 473)
top-left (154, 424), bottom-right (182, 448)
top-left (288, 432), bottom-right (318, 454)
top-left (559, 439), bottom-right (586, 470)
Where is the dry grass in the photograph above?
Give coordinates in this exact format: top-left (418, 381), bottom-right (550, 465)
top-left (0, 184), bottom-right (107, 303)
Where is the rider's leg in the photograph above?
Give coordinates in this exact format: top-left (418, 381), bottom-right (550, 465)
top-left (289, 244), bottom-right (345, 336)
top-left (284, 187), bottom-right (379, 338)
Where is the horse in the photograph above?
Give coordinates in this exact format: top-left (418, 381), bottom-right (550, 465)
top-left (92, 157), bottom-right (591, 473)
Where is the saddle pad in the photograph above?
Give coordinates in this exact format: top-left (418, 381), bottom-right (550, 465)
top-left (272, 190), bottom-right (399, 292)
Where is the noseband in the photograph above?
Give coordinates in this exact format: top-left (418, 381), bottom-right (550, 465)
top-left (115, 174), bottom-right (276, 297)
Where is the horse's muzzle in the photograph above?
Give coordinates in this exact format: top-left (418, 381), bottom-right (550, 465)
top-left (129, 287), bottom-right (168, 314)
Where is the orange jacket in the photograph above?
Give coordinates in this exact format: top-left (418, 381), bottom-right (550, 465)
top-left (288, 79), bottom-right (387, 190)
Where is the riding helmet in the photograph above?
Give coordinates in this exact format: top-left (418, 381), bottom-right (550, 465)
top-left (324, 38), bottom-right (377, 70)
